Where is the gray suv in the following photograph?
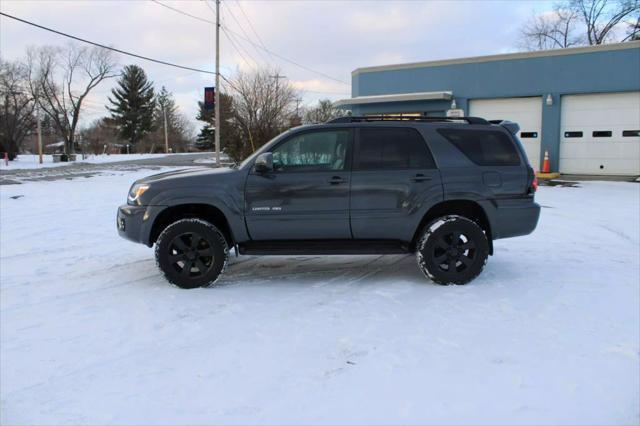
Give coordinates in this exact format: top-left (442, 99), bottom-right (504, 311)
top-left (117, 116), bottom-right (540, 289)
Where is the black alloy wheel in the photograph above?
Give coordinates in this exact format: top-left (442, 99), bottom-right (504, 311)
top-left (168, 232), bottom-right (215, 279)
top-left (155, 219), bottom-right (228, 289)
top-left (417, 215), bottom-right (489, 285)
top-left (432, 230), bottom-right (477, 274)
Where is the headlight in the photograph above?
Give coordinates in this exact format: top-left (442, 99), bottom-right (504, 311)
top-left (127, 183), bottom-right (150, 204)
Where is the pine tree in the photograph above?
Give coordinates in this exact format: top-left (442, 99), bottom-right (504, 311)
top-left (108, 65), bottom-right (155, 148)
top-left (151, 86), bottom-right (189, 152)
top-left (195, 100), bottom-right (215, 151)
top-left (195, 92), bottom-right (235, 152)
top-left (155, 86), bottom-right (180, 134)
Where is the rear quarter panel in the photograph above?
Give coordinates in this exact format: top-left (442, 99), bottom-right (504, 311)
top-left (418, 125), bottom-right (537, 239)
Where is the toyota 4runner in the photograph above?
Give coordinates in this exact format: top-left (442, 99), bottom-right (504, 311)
top-left (117, 116), bottom-right (540, 289)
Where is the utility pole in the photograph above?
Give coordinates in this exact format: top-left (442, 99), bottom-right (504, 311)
top-left (163, 104), bottom-right (169, 153)
top-left (214, 0), bottom-right (221, 166)
top-left (36, 104), bottom-right (43, 164)
top-left (33, 90), bottom-right (43, 164)
top-left (295, 97), bottom-right (302, 117)
top-left (271, 73), bottom-right (286, 110)
top-left (271, 73), bottom-right (287, 90)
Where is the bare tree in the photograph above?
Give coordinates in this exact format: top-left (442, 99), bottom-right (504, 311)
top-left (520, 6), bottom-right (582, 50)
top-left (303, 99), bottom-right (345, 124)
top-left (621, 13), bottom-right (640, 40)
top-left (80, 117), bottom-right (119, 155)
top-left (571, 0), bottom-right (640, 44)
top-left (520, 0), bottom-right (639, 50)
top-left (224, 68), bottom-right (298, 161)
top-left (0, 60), bottom-right (36, 158)
top-left (26, 44), bottom-right (116, 154)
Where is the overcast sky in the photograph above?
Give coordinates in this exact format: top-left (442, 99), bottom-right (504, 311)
top-left (0, 0), bottom-right (555, 131)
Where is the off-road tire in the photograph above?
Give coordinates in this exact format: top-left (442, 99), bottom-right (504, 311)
top-left (155, 218), bottom-right (228, 289)
top-left (416, 215), bottom-right (489, 285)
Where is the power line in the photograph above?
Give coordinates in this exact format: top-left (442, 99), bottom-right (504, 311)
top-left (207, 1), bottom-right (262, 68)
top-left (220, 13), bottom-right (261, 68)
top-left (221, 25), bottom-right (349, 86)
top-left (232, 0), bottom-right (274, 62)
top-left (148, 0), bottom-right (349, 86)
top-left (204, 0), bottom-right (217, 17)
top-left (0, 11), bottom-right (216, 75)
top-left (220, 1), bottom-right (270, 65)
top-left (221, 26), bottom-right (257, 68)
top-left (150, 0), bottom-right (215, 25)
top-left (219, 73), bottom-right (240, 92)
top-left (298, 89), bottom-right (351, 96)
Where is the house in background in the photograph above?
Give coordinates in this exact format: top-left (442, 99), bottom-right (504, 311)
top-left (336, 41), bottom-right (640, 175)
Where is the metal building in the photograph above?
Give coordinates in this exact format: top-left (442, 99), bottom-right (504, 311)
top-left (336, 42), bottom-right (640, 175)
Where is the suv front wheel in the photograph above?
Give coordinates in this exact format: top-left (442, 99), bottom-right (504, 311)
top-left (416, 215), bottom-right (489, 285)
top-left (155, 218), bottom-right (229, 289)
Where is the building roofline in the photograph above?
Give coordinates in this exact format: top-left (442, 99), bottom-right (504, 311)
top-left (334, 90), bottom-right (452, 107)
top-left (352, 41), bottom-right (640, 76)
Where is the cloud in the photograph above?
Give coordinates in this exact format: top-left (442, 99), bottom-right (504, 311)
top-left (1, 0), bottom-right (548, 130)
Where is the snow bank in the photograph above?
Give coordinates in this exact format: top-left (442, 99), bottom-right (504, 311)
top-left (1, 174), bottom-right (638, 425)
top-left (0, 154), bottom-right (176, 170)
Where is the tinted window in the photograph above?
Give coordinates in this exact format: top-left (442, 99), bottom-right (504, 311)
top-left (564, 131), bottom-right (583, 138)
top-left (272, 130), bottom-right (349, 172)
top-left (355, 128), bottom-right (435, 170)
top-left (592, 131), bottom-right (612, 137)
top-left (438, 129), bottom-right (521, 166)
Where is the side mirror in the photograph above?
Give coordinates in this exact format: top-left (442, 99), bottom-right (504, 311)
top-left (254, 152), bottom-right (273, 173)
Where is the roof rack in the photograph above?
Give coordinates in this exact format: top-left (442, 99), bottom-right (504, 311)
top-left (327, 115), bottom-right (490, 125)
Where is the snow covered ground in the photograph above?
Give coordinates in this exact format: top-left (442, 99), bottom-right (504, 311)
top-left (1, 170), bottom-right (638, 425)
top-left (0, 153), bottom-right (206, 170)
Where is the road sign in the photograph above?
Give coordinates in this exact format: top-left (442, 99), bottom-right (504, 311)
top-left (204, 87), bottom-right (215, 111)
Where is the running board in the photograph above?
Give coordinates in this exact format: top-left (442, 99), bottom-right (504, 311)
top-left (238, 240), bottom-right (411, 256)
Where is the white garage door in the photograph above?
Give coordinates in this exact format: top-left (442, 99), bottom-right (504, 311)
top-left (469, 97), bottom-right (542, 171)
top-left (560, 92), bottom-right (640, 175)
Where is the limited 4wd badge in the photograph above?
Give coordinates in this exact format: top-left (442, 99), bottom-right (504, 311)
top-left (252, 206), bottom-right (282, 212)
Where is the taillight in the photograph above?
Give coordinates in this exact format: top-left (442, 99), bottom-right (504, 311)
top-left (531, 176), bottom-right (538, 192)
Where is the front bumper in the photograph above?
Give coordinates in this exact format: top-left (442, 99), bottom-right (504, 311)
top-left (117, 204), bottom-right (147, 244)
top-left (117, 204), bottom-right (165, 246)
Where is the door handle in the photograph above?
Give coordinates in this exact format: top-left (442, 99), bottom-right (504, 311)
top-left (329, 176), bottom-right (348, 185)
top-left (410, 174), bottom-right (432, 182)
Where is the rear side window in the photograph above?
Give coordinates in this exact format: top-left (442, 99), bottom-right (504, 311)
top-left (437, 129), bottom-right (521, 166)
top-left (355, 128), bottom-right (436, 170)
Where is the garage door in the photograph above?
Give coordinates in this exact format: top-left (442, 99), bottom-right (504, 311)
top-left (560, 92), bottom-right (640, 175)
top-left (469, 97), bottom-right (542, 171)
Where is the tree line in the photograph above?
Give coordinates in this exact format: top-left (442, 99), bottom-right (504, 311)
top-left (519, 0), bottom-right (639, 50)
top-left (0, 42), bottom-right (343, 161)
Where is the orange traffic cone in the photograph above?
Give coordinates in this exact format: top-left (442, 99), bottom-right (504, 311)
top-left (542, 150), bottom-right (550, 173)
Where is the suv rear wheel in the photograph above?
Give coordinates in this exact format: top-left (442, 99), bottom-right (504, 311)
top-left (416, 215), bottom-right (489, 285)
top-left (155, 218), bottom-right (228, 289)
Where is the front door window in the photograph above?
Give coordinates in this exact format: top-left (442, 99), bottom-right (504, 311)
top-left (272, 130), bottom-right (350, 172)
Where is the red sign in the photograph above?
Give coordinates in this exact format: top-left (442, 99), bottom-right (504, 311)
top-left (204, 87), bottom-right (215, 111)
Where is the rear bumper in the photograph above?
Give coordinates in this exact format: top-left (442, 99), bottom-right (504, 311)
top-left (117, 204), bottom-right (165, 246)
top-left (482, 199), bottom-right (541, 240)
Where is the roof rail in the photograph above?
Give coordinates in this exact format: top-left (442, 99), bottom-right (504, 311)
top-left (327, 115), bottom-right (490, 125)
